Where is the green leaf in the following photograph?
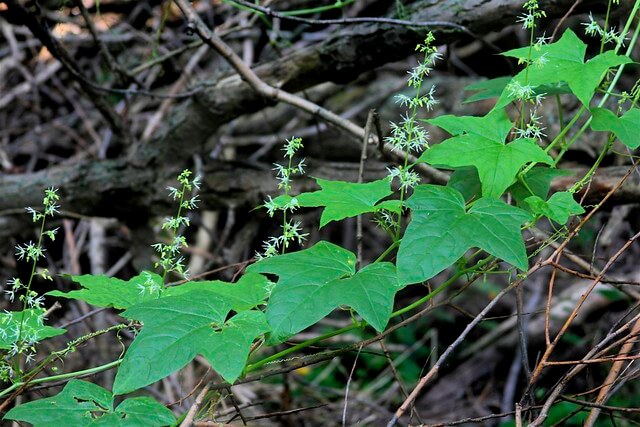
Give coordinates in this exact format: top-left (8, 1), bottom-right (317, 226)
top-left (199, 310), bottom-right (269, 381)
top-left (249, 243), bottom-right (402, 341)
top-left (447, 167), bottom-right (482, 201)
top-left (248, 241), bottom-right (356, 343)
top-left (0, 309), bottom-right (65, 350)
top-left (374, 199), bottom-right (404, 214)
top-left (420, 135), bottom-right (553, 198)
top-left (110, 397), bottom-right (176, 427)
top-left (463, 77), bottom-right (570, 104)
top-left (509, 167), bottom-right (574, 207)
top-left (498, 29), bottom-right (631, 107)
top-left (323, 262), bottom-right (401, 332)
top-left (167, 273), bottom-right (271, 312)
top-left (4, 380), bottom-right (175, 427)
top-left (591, 107), bottom-right (640, 149)
top-left (463, 76), bottom-right (512, 103)
top-left (425, 108), bottom-right (513, 142)
top-left (296, 178), bottom-right (392, 227)
top-left (47, 271), bottom-right (163, 310)
top-left (49, 271), bottom-right (270, 314)
top-left (113, 291), bottom-right (267, 394)
top-left (525, 191), bottom-right (584, 224)
top-left (398, 185), bottom-right (531, 285)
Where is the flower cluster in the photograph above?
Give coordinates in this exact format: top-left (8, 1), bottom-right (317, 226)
top-left (256, 137), bottom-right (308, 260)
top-left (517, 0), bottom-right (546, 30)
top-left (152, 169), bottom-right (201, 280)
top-left (514, 112), bottom-right (547, 141)
top-left (4, 188), bottom-right (60, 309)
top-left (385, 33), bottom-right (440, 194)
top-left (1, 188), bottom-right (61, 377)
top-left (385, 114), bottom-right (430, 153)
top-left (274, 137), bottom-right (306, 193)
top-left (582, 12), bottom-right (626, 46)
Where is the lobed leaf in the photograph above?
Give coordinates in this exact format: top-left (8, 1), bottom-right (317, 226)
top-left (398, 185), bottom-right (531, 285)
top-left (0, 309), bottom-right (65, 350)
top-left (4, 380), bottom-right (175, 426)
top-left (296, 178), bottom-right (393, 227)
top-left (425, 108), bottom-right (513, 142)
top-left (525, 191), bottom-right (584, 225)
top-left (47, 271), bottom-right (163, 310)
top-left (248, 242), bottom-right (401, 342)
top-left (168, 272), bottom-right (271, 312)
top-left (421, 135), bottom-right (553, 198)
top-left (591, 107), bottom-right (640, 149)
top-left (497, 29), bottom-right (631, 108)
top-left (113, 291), bottom-right (268, 394)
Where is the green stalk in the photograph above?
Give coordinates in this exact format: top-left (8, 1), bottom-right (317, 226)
top-left (0, 359), bottom-right (123, 399)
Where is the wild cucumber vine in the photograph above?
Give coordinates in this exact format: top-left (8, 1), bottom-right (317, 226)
top-left (3, 0), bottom-right (640, 425)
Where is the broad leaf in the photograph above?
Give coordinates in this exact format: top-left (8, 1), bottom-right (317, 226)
top-left (48, 271), bottom-right (163, 310)
top-left (113, 291), bottom-right (267, 394)
top-left (296, 178), bottom-right (393, 227)
top-left (0, 309), bottom-right (65, 350)
top-left (591, 107), bottom-right (640, 149)
top-left (498, 29), bottom-right (631, 107)
top-left (525, 191), bottom-right (584, 224)
top-left (425, 108), bottom-right (513, 142)
top-left (420, 135), bottom-right (553, 198)
top-left (249, 242), bottom-right (401, 342)
top-left (398, 185), bottom-right (531, 285)
top-left (4, 380), bottom-right (175, 427)
top-left (247, 241), bottom-right (356, 343)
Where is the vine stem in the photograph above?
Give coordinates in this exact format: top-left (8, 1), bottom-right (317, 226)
top-left (0, 359), bottom-right (122, 400)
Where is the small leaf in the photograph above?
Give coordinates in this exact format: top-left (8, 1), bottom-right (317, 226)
top-left (398, 185), bottom-right (531, 285)
top-left (525, 192), bottom-right (584, 224)
top-left (374, 199), bottom-right (404, 214)
top-left (591, 107), bottom-right (640, 149)
top-left (0, 309), bottom-right (65, 350)
top-left (296, 178), bottom-right (392, 227)
top-left (421, 135), bottom-right (553, 198)
top-left (464, 77), bottom-right (569, 104)
top-left (4, 380), bottom-right (176, 427)
top-left (509, 167), bottom-right (575, 207)
top-left (47, 271), bottom-right (163, 310)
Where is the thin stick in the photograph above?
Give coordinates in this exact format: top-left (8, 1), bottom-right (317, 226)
top-left (180, 382), bottom-right (212, 427)
top-left (342, 345), bottom-right (363, 426)
top-left (172, 0), bottom-right (448, 184)
top-left (356, 110), bottom-right (374, 268)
